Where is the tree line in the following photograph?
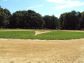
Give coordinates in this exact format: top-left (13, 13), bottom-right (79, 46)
top-left (0, 7), bottom-right (84, 30)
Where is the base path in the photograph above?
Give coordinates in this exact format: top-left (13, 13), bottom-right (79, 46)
top-left (35, 30), bottom-right (51, 35)
top-left (0, 39), bottom-right (84, 63)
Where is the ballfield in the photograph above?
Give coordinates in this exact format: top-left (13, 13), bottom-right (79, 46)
top-left (0, 29), bottom-right (84, 63)
top-left (0, 29), bottom-right (84, 40)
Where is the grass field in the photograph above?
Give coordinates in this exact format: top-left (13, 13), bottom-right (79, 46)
top-left (0, 29), bottom-right (84, 63)
top-left (0, 29), bottom-right (84, 40)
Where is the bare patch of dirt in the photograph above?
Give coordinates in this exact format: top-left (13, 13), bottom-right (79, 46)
top-left (35, 30), bottom-right (51, 35)
top-left (0, 39), bottom-right (84, 63)
top-left (61, 30), bottom-right (84, 32)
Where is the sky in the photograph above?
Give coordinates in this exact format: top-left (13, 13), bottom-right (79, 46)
top-left (0, 0), bottom-right (84, 17)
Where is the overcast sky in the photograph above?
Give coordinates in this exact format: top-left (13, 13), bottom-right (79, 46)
top-left (0, 0), bottom-right (84, 17)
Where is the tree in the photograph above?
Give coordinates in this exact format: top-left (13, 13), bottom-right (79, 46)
top-left (59, 11), bottom-right (81, 30)
top-left (0, 7), bottom-right (4, 28)
top-left (3, 8), bottom-right (11, 28)
top-left (80, 12), bottom-right (84, 29)
top-left (0, 7), bottom-right (11, 28)
top-left (25, 10), bottom-right (44, 29)
top-left (9, 10), bottom-right (44, 29)
top-left (1, 6), bottom-right (84, 30)
top-left (43, 15), bottom-right (58, 29)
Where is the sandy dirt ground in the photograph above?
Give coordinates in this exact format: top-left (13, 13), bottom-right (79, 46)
top-left (35, 31), bottom-right (51, 35)
top-left (0, 39), bottom-right (83, 63)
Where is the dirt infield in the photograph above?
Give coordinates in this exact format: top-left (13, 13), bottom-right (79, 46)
top-left (0, 39), bottom-right (84, 63)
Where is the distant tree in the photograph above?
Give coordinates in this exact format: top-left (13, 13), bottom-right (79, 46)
top-left (3, 8), bottom-right (11, 28)
top-left (0, 7), bottom-right (4, 27)
top-left (59, 11), bottom-right (81, 30)
top-left (43, 15), bottom-right (58, 29)
top-left (9, 12), bottom-right (20, 28)
top-left (9, 10), bottom-right (44, 29)
top-left (25, 10), bottom-right (44, 29)
top-left (80, 12), bottom-right (84, 29)
top-left (0, 7), bottom-right (11, 28)
top-left (1, 6), bottom-right (84, 30)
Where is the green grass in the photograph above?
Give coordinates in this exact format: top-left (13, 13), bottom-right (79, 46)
top-left (36, 31), bottom-right (84, 40)
top-left (0, 30), bottom-right (84, 40)
top-left (0, 31), bottom-right (35, 39)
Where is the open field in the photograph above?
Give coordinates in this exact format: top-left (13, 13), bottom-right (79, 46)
top-left (0, 30), bottom-right (84, 63)
top-left (0, 29), bottom-right (84, 40)
top-left (0, 39), bottom-right (84, 63)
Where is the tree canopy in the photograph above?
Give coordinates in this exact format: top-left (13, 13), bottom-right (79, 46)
top-left (0, 7), bottom-right (84, 30)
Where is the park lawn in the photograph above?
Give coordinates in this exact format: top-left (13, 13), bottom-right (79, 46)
top-left (0, 31), bottom-right (35, 39)
top-left (0, 30), bottom-right (84, 40)
top-left (36, 31), bottom-right (84, 40)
